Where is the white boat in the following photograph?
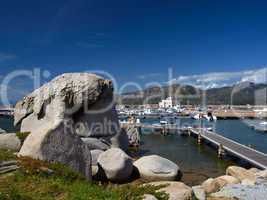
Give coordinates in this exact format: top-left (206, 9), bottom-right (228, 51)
top-left (259, 121), bottom-right (267, 126)
top-left (203, 114), bottom-right (217, 121)
top-left (192, 113), bottom-right (201, 120)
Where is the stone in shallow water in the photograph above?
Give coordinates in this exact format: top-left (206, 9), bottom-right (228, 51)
top-left (226, 166), bottom-right (256, 183)
top-left (134, 155), bottom-right (181, 181)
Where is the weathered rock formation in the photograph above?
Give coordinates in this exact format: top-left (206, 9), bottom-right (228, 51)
top-left (134, 155), bottom-right (181, 181)
top-left (13, 73), bottom-right (126, 180)
top-left (121, 125), bottom-right (140, 147)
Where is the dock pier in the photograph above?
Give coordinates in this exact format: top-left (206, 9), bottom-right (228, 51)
top-left (122, 122), bottom-right (267, 169)
top-left (188, 128), bottom-right (267, 169)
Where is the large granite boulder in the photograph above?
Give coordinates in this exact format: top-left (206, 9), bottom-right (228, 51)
top-left (14, 73), bottom-right (126, 180)
top-left (145, 181), bottom-right (192, 200)
top-left (0, 133), bottom-right (21, 151)
top-left (97, 148), bottom-right (133, 182)
top-left (134, 155), bottom-right (180, 181)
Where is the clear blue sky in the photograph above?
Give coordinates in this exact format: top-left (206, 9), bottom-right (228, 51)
top-left (1, 0), bottom-right (267, 100)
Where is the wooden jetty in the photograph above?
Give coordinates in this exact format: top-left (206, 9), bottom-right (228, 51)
top-left (188, 128), bottom-right (267, 169)
top-left (121, 122), bottom-right (267, 169)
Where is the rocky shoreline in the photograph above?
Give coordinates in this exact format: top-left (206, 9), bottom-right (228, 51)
top-left (1, 73), bottom-right (267, 200)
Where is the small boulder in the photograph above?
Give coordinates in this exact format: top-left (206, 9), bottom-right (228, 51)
top-left (202, 175), bottom-right (240, 194)
top-left (192, 185), bottom-right (206, 200)
top-left (0, 133), bottom-right (21, 151)
top-left (91, 149), bottom-right (104, 166)
top-left (134, 155), bottom-right (180, 181)
top-left (97, 148), bottom-right (133, 182)
top-left (145, 181), bottom-right (192, 200)
top-left (226, 166), bottom-right (256, 183)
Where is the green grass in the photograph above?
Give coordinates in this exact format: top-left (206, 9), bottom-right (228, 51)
top-left (16, 132), bottom-right (30, 144)
top-left (0, 149), bottom-right (16, 161)
top-left (0, 157), bottom-right (169, 200)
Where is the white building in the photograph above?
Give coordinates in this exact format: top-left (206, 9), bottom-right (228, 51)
top-left (159, 97), bottom-right (175, 108)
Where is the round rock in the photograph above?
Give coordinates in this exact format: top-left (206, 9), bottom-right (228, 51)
top-left (91, 149), bottom-right (104, 166)
top-left (134, 155), bottom-right (180, 181)
top-left (97, 148), bottom-right (133, 182)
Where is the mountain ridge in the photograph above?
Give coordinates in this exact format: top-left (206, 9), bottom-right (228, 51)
top-left (119, 82), bottom-right (267, 105)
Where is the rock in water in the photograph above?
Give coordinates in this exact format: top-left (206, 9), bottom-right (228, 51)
top-left (226, 166), bottom-right (256, 183)
top-left (0, 133), bottom-right (21, 151)
top-left (122, 125), bottom-right (140, 147)
top-left (134, 155), bottom-right (180, 181)
top-left (14, 73), bottom-right (125, 180)
top-left (97, 148), bottom-right (133, 182)
top-left (202, 175), bottom-right (240, 194)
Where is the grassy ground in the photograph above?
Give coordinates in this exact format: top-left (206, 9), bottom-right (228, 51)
top-left (0, 149), bottom-right (169, 200)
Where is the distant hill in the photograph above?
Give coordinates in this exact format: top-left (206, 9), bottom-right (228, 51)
top-left (119, 82), bottom-right (267, 105)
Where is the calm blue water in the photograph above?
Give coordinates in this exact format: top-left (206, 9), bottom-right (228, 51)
top-left (0, 116), bottom-right (19, 132)
top-left (1, 116), bottom-right (266, 185)
top-left (137, 117), bottom-right (267, 185)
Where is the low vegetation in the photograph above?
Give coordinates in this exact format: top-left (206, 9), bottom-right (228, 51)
top-left (0, 149), bottom-right (16, 161)
top-left (15, 132), bottom-right (30, 144)
top-left (0, 149), bottom-right (169, 200)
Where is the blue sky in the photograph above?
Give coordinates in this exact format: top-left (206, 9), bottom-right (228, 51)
top-left (1, 0), bottom-right (267, 102)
